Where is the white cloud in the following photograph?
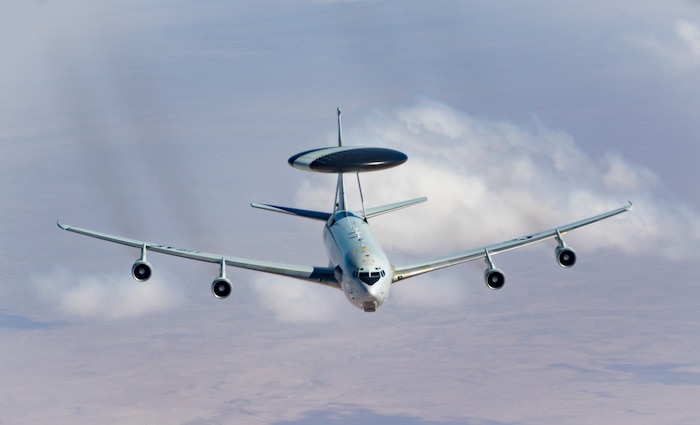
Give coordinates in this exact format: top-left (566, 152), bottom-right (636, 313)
top-left (391, 276), bottom-right (468, 308)
top-left (624, 19), bottom-right (700, 70)
top-left (32, 267), bottom-right (184, 320)
top-left (676, 19), bottom-right (700, 57)
top-left (602, 153), bottom-right (659, 192)
top-left (251, 274), bottom-right (349, 323)
top-left (295, 101), bottom-right (700, 261)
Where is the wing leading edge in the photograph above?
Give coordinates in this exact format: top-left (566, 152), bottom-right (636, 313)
top-left (56, 222), bottom-right (338, 288)
top-left (392, 202), bottom-right (633, 282)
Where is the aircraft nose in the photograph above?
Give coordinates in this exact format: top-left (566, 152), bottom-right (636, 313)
top-left (367, 279), bottom-right (389, 303)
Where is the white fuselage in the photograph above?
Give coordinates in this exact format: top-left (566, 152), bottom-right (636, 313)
top-left (323, 211), bottom-right (393, 312)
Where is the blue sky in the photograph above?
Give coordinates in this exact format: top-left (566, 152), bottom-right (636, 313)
top-left (2, 1), bottom-right (700, 424)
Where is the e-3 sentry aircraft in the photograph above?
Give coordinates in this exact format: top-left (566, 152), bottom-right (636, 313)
top-left (58, 109), bottom-right (633, 312)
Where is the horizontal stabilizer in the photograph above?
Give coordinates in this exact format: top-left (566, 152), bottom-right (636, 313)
top-left (251, 203), bottom-right (331, 221)
top-left (361, 197), bottom-right (428, 219)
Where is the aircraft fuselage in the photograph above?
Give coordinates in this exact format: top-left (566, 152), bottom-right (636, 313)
top-left (323, 211), bottom-right (392, 312)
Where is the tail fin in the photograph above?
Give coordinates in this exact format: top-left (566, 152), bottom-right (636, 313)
top-left (337, 107), bottom-right (342, 147)
top-left (334, 107), bottom-right (347, 212)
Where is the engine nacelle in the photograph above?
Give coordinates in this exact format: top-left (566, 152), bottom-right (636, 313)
top-left (555, 246), bottom-right (577, 268)
top-left (484, 267), bottom-right (505, 290)
top-left (211, 277), bottom-right (233, 299)
top-left (131, 260), bottom-right (153, 282)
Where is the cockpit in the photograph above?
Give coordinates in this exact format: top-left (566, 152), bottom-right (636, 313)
top-left (353, 268), bottom-right (386, 286)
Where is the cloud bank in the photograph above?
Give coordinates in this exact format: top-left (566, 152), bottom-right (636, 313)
top-left (32, 267), bottom-right (184, 320)
top-left (251, 100), bottom-right (700, 322)
top-left (297, 101), bottom-right (700, 259)
top-left (625, 19), bottom-right (700, 70)
top-left (252, 274), bottom-right (349, 323)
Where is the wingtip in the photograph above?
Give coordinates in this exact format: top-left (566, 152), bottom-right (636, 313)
top-left (56, 220), bottom-right (68, 230)
top-left (626, 201), bottom-right (634, 211)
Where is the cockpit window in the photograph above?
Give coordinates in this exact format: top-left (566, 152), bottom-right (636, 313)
top-left (357, 268), bottom-right (385, 286)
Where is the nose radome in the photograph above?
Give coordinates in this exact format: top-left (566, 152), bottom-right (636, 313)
top-left (367, 280), bottom-right (389, 302)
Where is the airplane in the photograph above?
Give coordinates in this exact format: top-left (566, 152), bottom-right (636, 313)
top-left (57, 109), bottom-right (633, 313)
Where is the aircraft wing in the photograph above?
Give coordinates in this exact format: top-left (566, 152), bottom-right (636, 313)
top-left (392, 202), bottom-right (633, 282)
top-left (56, 221), bottom-right (339, 288)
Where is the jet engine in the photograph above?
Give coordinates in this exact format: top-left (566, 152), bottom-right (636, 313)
top-left (211, 277), bottom-right (233, 299)
top-left (131, 244), bottom-right (152, 282)
top-left (554, 230), bottom-right (577, 268)
top-left (483, 250), bottom-right (505, 290)
top-left (132, 260), bottom-right (153, 282)
top-left (211, 257), bottom-right (232, 298)
top-left (555, 246), bottom-right (577, 268)
top-left (484, 267), bottom-right (505, 290)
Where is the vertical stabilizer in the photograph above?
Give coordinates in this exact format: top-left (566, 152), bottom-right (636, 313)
top-left (334, 172), bottom-right (347, 212)
top-left (334, 108), bottom-right (346, 212)
top-left (337, 107), bottom-right (343, 147)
